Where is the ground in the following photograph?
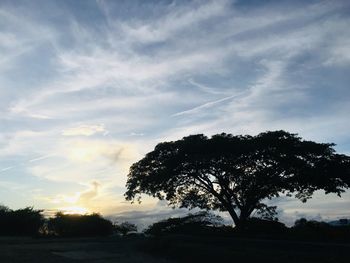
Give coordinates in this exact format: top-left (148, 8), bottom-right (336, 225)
top-left (0, 236), bottom-right (170, 263)
top-left (0, 235), bottom-right (349, 262)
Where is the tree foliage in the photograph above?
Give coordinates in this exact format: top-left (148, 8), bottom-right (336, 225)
top-left (125, 131), bottom-right (350, 227)
top-left (0, 206), bottom-right (44, 236)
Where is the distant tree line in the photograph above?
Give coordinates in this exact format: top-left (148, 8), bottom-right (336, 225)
top-left (0, 205), bottom-right (133, 237)
top-left (144, 212), bottom-right (350, 242)
top-left (1, 204), bottom-right (349, 241)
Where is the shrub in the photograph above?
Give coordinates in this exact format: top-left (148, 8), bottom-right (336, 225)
top-left (290, 218), bottom-right (350, 241)
top-left (234, 218), bottom-right (288, 235)
top-left (293, 218), bottom-right (329, 229)
top-left (48, 212), bottom-right (113, 237)
top-left (114, 222), bottom-right (137, 236)
top-left (144, 211), bottom-right (223, 236)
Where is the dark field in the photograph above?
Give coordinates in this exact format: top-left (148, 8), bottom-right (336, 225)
top-left (1, 235), bottom-right (349, 263)
top-left (0, 236), bottom-right (170, 263)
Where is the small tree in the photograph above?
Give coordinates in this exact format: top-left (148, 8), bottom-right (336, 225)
top-left (125, 131), bottom-right (350, 228)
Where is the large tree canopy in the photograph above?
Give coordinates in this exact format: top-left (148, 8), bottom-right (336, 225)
top-left (125, 131), bottom-right (350, 227)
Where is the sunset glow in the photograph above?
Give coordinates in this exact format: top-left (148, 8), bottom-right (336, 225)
top-left (60, 206), bottom-right (90, 215)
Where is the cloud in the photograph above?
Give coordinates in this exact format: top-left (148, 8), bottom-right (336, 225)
top-left (0, 130), bottom-right (50, 157)
top-left (172, 93), bottom-right (244, 117)
top-left (0, 166), bottom-right (14, 173)
top-left (129, 132), bottom-right (144, 137)
top-left (108, 208), bottom-right (190, 230)
top-left (46, 181), bottom-right (101, 213)
top-left (188, 78), bottom-right (229, 95)
top-left (28, 154), bottom-right (54, 163)
top-left (77, 181), bottom-right (100, 204)
top-left (118, 0), bottom-right (229, 44)
top-left (107, 199), bottom-right (235, 229)
top-left (63, 139), bottom-right (138, 164)
top-left (62, 124), bottom-right (106, 136)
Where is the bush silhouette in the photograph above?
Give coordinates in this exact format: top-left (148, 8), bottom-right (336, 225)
top-left (48, 212), bottom-right (113, 237)
top-left (293, 218), bottom-right (329, 229)
top-left (291, 218), bottom-right (350, 241)
top-left (0, 206), bottom-right (44, 236)
top-left (145, 211), bottom-right (224, 236)
top-left (114, 222), bottom-right (137, 236)
top-left (234, 217), bottom-right (287, 235)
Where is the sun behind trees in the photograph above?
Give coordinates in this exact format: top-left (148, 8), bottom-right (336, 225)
top-left (125, 130), bottom-right (350, 228)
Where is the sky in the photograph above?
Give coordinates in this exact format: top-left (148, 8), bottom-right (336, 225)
top-left (0, 0), bottom-right (350, 226)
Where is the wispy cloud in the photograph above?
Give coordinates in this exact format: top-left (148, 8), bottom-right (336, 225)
top-left (28, 154), bottom-right (55, 163)
top-left (172, 94), bottom-right (244, 117)
top-left (0, 166), bottom-right (14, 173)
top-left (62, 124), bottom-right (106, 136)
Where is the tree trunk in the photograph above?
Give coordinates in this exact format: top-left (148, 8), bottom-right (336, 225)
top-left (226, 206), bottom-right (240, 227)
top-left (227, 207), bottom-right (252, 230)
top-left (218, 196), bottom-right (252, 229)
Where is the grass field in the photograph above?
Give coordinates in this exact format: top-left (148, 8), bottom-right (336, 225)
top-left (0, 235), bottom-right (349, 262)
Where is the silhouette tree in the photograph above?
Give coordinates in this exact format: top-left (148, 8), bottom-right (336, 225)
top-left (0, 206), bottom-right (44, 236)
top-left (125, 131), bottom-right (350, 228)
